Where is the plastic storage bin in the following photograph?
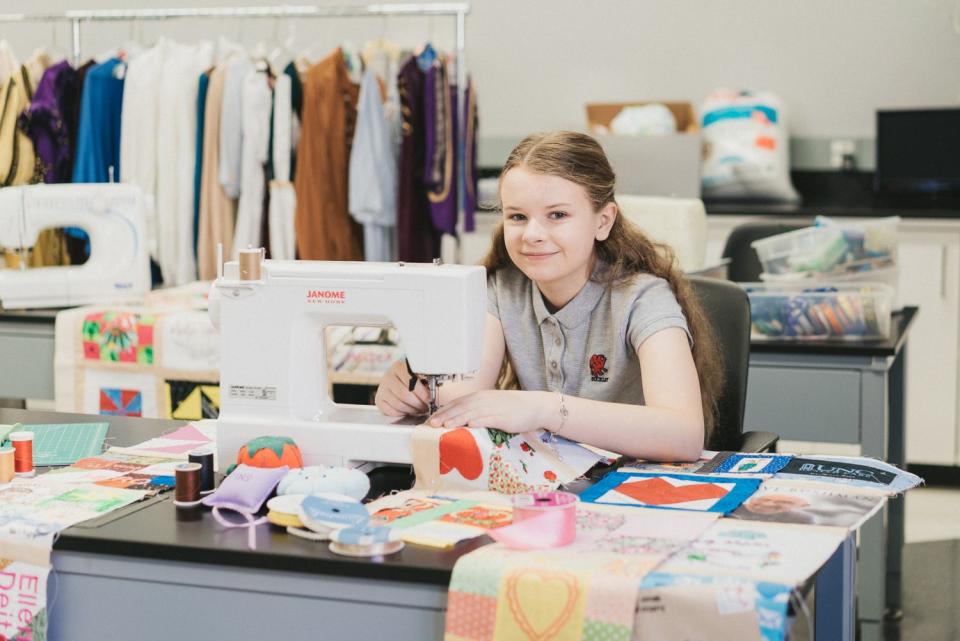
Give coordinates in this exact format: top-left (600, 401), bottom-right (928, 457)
top-left (751, 216), bottom-right (899, 277)
top-left (744, 282), bottom-right (894, 340)
top-left (759, 266), bottom-right (901, 310)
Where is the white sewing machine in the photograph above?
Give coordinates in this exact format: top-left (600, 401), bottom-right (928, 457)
top-left (0, 184), bottom-right (151, 309)
top-left (210, 253), bottom-right (486, 469)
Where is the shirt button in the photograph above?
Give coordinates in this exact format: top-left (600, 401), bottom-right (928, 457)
top-left (551, 360), bottom-right (558, 369)
top-left (555, 337), bottom-right (562, 346)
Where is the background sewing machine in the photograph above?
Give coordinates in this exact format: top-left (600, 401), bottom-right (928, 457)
top-left (210, 254), bottom-right (486, 469)
top-left (0, 184), bottom-right (151, 309)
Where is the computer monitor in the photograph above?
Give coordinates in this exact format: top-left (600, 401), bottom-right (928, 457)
top-left (876, 108), bottom-right (960, 197)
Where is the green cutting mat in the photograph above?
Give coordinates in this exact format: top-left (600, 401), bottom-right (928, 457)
top-left (16, 423), bottom-right (110, 466)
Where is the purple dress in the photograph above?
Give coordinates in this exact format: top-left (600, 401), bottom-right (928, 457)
top-left (18, 60), bottom-right (79, 183)
top-left (423, 57), bottom-right (458, 236)
top-left (462, 77), bottom-right (478, 233)
top-left (397, 55), bottom-right (441, 262)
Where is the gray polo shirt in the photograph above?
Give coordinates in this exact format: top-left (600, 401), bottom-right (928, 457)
top-left (487, 264), bottom-right (691, 405)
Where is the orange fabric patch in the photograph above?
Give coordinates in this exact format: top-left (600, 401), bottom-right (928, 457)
top-left (613, 477), bottom-right (728, 505)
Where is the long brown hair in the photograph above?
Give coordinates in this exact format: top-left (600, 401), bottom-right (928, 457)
top-left (483, 131), bottom-right (723, 440)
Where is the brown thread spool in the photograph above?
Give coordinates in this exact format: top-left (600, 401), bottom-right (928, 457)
top-left (0, 446), bottom-right (14, 484)
top-left (174, 462), bottom-right (202, 506)
top-left (10, 431), bottom-right (34, 477)
top-left (238, 247), bottom-right (264, 280)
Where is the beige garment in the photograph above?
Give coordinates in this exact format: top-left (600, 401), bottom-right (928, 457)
top-left (197, 66), bottom-right (236, 281)
top-left (0, 41), bottom-right (16, 85)
top-left (0, 65), bottom-right (40, 187)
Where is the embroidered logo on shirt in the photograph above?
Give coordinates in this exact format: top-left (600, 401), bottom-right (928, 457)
top-left (589, 354), bottom-right (609, 382)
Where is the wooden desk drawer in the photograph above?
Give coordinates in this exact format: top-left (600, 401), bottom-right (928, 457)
top-left (744, 367), bottom-right (861, 444)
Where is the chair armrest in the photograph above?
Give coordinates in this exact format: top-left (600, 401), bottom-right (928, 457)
top-left (737, 430), bottom-right (779, 453)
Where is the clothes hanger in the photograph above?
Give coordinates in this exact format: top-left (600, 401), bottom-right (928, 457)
top-left (47, 23), bottom-right (69, 64)
top-left (267, 18), bottom-right (295, 68)
top-left (415, 42), bottom-right (436, 72)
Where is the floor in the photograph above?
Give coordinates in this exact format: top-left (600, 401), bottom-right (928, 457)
top-left (882, 486), bottom-right (960, 641)
top-left (903, 486), bottom-right (960, 543)
top-left (789, 485), bottom-right (960, 641)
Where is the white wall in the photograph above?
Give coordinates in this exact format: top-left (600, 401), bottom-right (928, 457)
top-left (2, 0), bottom-right (959, 140)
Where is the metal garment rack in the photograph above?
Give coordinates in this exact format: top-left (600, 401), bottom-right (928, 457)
top-left (0, 3), bottom-right (471, 246)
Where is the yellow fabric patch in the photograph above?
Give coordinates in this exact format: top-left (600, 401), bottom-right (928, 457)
top-left (493, 566), bottom-right (588, 641)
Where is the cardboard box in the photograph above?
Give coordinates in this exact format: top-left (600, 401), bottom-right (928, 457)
top-left (586, 101), bottom-right (699, 134)
top-left (585, 101), bottom-right (702, 198)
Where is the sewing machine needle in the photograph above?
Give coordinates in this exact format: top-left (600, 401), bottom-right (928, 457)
top-left (427, 377), bottom-right (439, 415)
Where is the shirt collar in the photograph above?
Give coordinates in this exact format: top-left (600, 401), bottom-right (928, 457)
top-left (531, 262), bottom-right (608, 329)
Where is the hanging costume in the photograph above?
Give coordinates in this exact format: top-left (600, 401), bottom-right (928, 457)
top-left (396, 54), bottom-right (439, 262)
top-left (197, 65), bottom-right (236, 281)
top-left (349, 68), bottom-right (397, 262)
top-left (293, 49), bottom-right (363, 261)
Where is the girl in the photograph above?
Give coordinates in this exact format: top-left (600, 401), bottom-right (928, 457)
top-left (375, 131), bottom-right (721, 461)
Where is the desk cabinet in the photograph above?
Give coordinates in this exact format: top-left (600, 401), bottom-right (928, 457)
top-left (707, 215), bottom-right (960, 466)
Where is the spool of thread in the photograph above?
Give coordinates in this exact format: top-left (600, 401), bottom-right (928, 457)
top-left (188, 446), bottom-right (216, 494)
top-left (174, 462), bottom-right (202, 507)
top-left (9, 431), bottom-right (34, 477)
top-left (493, 491), bottom-right (578, 550)
top-left (239, 247), bottom-right (264, 281)
top-left (0, 446), bottom-right (14, 484)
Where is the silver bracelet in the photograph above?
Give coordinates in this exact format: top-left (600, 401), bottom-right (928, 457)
top-left (547, 392), bottom-right (569, 460)
top-left (556, 392), bottom-right (569, 435)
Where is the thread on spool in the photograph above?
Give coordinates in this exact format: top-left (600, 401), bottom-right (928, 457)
top-left (174, 462), bottom-right (202, 506)
top-left (0, 446), bottom-right (14, 484)
top-left (239, 247), bottom-right (263, 280)
top-left (188, 446), bottom-right (215, 493)
top-left (10, 431), bottom-right (35, 477)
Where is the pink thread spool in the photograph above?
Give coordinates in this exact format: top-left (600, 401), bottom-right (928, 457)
top-left (511, 491), bottom-right (578, 547)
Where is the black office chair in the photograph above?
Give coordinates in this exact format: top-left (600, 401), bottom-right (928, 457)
top-left (688, 276), bottom-right (778, 452)
top-left (721, 222), bottom-right (804, 282)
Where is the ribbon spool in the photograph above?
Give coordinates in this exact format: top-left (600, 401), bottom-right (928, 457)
top-left (174, 462), bottom-right (203, 507)
top-left (9, 431), bottom-right (35, 478)
top-left (491, 491), bottom-right (578, 550)
top-left (266, 494), bottom-right (306, 528)
top-left (328, 524), bottom-right (404, 557)
top-left (0, 446), bottom-right (14, 484)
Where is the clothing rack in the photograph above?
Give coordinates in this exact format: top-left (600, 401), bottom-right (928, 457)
top-left (0, 3), bottom-right (472, 245)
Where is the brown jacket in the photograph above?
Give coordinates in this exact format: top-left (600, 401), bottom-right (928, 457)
top-left (294, 49), bottom-right (363, 261)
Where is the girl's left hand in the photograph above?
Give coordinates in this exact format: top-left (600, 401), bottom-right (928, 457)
top-left (427, 390), bottom-right (552, 434)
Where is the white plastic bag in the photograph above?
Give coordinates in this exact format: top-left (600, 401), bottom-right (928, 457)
top-left (610, 103), bottom-right (677, 135)
top-left (700, 89), bottom-right (798, 201)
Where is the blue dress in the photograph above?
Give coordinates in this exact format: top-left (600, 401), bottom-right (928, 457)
top-left (72, 58), bottom-right (125, 183)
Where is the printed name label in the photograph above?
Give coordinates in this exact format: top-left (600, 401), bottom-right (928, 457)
top-left (228, 385), bottom-right (277, 401)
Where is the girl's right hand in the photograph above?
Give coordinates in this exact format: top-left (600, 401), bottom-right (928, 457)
top-left (374, 359), bottom-right (431, 417)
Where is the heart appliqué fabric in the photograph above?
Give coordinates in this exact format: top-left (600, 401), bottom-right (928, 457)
top-left (505, 568), bottom-right (580, 641)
